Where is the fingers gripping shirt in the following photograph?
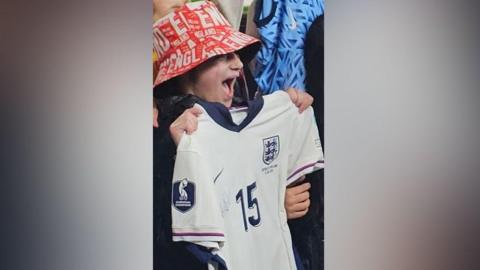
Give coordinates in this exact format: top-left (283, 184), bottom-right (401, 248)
top-left (171, 91), bottom-right (324, 270)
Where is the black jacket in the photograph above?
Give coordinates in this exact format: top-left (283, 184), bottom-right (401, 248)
top-left (153, 95), bottom-right (207, 270)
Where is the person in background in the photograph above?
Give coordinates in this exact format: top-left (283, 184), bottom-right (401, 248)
top-left (153, 1), bottom-right (315, 269)
top-left (246, 1), bottom-right (325, 269)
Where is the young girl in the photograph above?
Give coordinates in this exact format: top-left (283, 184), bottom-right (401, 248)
top-left (153, 2), bottom-right (315, 269)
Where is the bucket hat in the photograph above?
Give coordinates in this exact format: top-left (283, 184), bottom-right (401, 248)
top-left (153, 1), bottom-right (261, 87)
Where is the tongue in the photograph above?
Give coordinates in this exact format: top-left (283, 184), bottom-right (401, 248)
top-left (223, 80), bottom-right (234, 98)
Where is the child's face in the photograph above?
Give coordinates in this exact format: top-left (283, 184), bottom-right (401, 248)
top-left (189, 53), bottom-right (243, 108)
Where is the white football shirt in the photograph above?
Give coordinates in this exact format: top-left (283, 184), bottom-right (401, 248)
top-left (171, 91), bottom-right (324, 270)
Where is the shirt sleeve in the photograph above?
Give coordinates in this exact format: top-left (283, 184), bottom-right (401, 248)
top-left (171, 135), bottom-right (225, 250)
top-left (286, 106), bottom-right (324, 186)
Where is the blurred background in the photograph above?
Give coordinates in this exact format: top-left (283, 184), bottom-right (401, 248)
top-left (2, 0), bottom-right (479, 270)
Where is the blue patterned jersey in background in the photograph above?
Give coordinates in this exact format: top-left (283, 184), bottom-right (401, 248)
top-left (253, 0), bottom-right (324, 94)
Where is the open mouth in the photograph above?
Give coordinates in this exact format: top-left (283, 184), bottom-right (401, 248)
top-left (222, 78), bottom-right (236, 97)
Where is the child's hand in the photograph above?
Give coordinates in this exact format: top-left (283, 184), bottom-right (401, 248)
top-left (286, 88), bottom-right (314, 113)
top-left (169, 106), bottom-right (203, 145)
top-left (285, 176), bottom-right (311, 219)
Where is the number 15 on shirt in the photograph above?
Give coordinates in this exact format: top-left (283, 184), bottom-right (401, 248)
top-left (235, 181), bottom-right (262, 231)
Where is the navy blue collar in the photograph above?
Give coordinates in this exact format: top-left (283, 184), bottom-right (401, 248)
top-left (197, 97), bottom-right (264, 132)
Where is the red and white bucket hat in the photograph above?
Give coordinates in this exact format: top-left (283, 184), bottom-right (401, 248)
top-left (153, 1), bottom-right (261, 88)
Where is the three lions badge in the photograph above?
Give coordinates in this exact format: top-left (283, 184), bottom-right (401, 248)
top-left (263, 135), bottom-right (280, 165)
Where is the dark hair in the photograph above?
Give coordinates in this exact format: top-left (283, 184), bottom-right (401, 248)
top-left (153, 65), bottom-right (198, 100)
top-left (155, 94), bottom-right (199, 123)
top-left (153, 76), bottom-right (184, 100)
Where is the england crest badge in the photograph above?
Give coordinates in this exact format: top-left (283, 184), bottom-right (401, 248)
top-left (263, 135), bottom-right (280, 165)
top-left (172, 178), bottom-right (195, 213)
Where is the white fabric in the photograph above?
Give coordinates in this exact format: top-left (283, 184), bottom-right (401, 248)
top-left (172, 91), bottom-right (324, 270)
top-left (211, 0), bottom-right (245, 30)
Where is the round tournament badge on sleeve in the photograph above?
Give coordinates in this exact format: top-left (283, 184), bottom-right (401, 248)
top-left (172, 178), bottom-right (196, 213)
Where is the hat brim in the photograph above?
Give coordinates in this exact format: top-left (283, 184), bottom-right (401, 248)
top-left (154, 36), bottom-right (261, 89)
top-left (153, 39), bottom-right (260, 99)
top-left (153, 1), bottom-right (262, 92)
